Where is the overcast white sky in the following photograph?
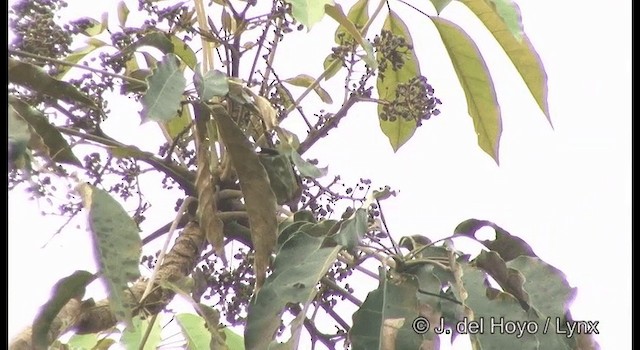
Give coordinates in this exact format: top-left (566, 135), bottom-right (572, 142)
top-left (9, 0), bottom-right (631, 349)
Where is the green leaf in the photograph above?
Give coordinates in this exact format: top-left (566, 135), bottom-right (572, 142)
top-left (122, 69), bottom-right (151, 94)
top-left (161, 99), bottom-right (192, 140)
top-left (325, 4), bottom-right (376, 69)
top-left (283, 74), bottom-right (333, 104)
top-left (77, 184), bottom-right (142, 327)
top-left (209, 104), bottom-right (277, 289)
top-left (56, 39), bottom-right (107, 78)
top-left (223, 328), bottom-right (245, 350)
top-left (77, 16), bottom-right (108, 36)
top-left (454, 218), bottom-right (536, 261)
top-left (176, 313), bottom-right (212, 350)
top-left (117, 1), bottom-right (130, 27)
top-left (461, 265), bottom-right (540, 349)
top-left (121, 316), bottom-right (162, 350)
top-left (258, 150), bottom-right (301, 205)
top-left (117, 32), bottom-right (198, 70)
top-left (9, 96), bottom-right (81, 166)
top-left (430, 0), bottom-right (453, 14)
top-left (332, 208), bottom-right (368, 250)
top-left (141, 54), bottom-right (186, 123)
top-left (66, 333), bottom-right (99, 349)
top-left (286, 0), bottom-right (334, 29)
top-left (350, 268), bottom-right (423, 350)
top-left (488, 0), bottom-right (523, 41)
top-left (430, 16), bottom-right (502, 163)
top-left (8, 104), bottom-right (32, 166)
top-left (194, 66), bottom-right (229, 101)
top-left (323, 0), bottom-right (369, 80)
top-left (9, 58), bottom-right (97, 108)
top-left (245, 231), bottom-right (341, 349)
top-left (278, 142), bottom-right (328, 179)
top-left (460, 0), bottom-right (551, 125)
top-left (376, 11), bottom-right (421, 151)
top-left (32, 271), bottom-right (94, 350)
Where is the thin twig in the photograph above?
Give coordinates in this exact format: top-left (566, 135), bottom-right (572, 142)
top-left (297, 95), bottom-right (358, 155)
top-left (321, 277), bottom-right (362, 307)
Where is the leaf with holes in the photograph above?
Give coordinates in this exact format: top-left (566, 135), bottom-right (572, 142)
top-left (350, 268), bottom-right (423, 350)
top-left (376, 11), bottom-right (421, 151)
top-left (77, 184), bottom-right (142, 327)
top-left (9, 58), bottom-right (97, 108)
top-left (210, 105), bottom-right (277, 290)
top-left (31, 271), bottom-right (94, 350)
top-left (431, 16), bottom-right (502, 163)
top-left (460, 0), bottom-right (551, 125)
top-left (286, 0), bottom-right (334, 29)
top-left (141, 54), bottom-right (186, 123)
top-left (9, 96), bottom-right (81, 166)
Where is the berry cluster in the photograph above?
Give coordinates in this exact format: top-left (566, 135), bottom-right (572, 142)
top-left (380, 76), bottom-right (442, 126)
top-left (373, 29), bottom-right (414, 78)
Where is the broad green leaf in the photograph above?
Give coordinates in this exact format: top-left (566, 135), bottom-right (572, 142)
top-left (258, 150), bottom-right (300, 205)
top-left (66, 333), bottom-right (100, 349)
top-left (286, 0), bottom-right (334, 29)
top-left (176, 313), bottom-right (212, 350)
top-left (430, 16), bottom-right (502, 163)
top-left (474, 251), bottom-right (529, 306)
top-left (332, 208), bottom-right (368, 250)
top-left (488, 0), bottom-right (523, 41)
top-left (121, 316), bottom-right (161, 350)
top-left (376, 11), bottom-right (420, 151)
top-left (278, 142), bottom-right (328, 178)
top-left (507, 256), bottom-right (576, 318)
top-left (141, 54), bottom-right (186, 123)
top-left (117, 32), bottom-right (198, 69)
top-left (117, 1), bottom-right (130, 27)
top-left (77, 184), bottom-right (142, 327)
top-left (454, 218), bottom-right (536, 261)
top-left (56, 39), bottom-right (107, 78)
top-left (9, 96), bottom-right (81, 166)
top-left (430, 0), bottom-right (453, 14)
top-left (32, 271), bottom-right (94, 350)
top-left (223, 328), bottom-right (245, 350)
top-left (461, 265), bottom-right (539, 349)
top-left (194, 66), bottom-right (229, 101)
top-left (283, 74), bottom-right (332, 104)
top-left (350, 268), bottom-right (423, 350)
top-left (209, 104), bottom-right (277, 289)
top-left (324, 0), bottom-right (370, 80)
top-left (9, 58), bottom-right (97, 108)
top-left (245, 231), bottom-right (341, 349)
top-left (460, 0), bottom-right (551, 125)
top-left (162, 99), bottom-right (192, 140)
top-left (325, 4), bottom-right (376, 69)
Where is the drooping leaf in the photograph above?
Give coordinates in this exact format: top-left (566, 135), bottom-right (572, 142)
top-left (285, 0), bottom-right (334, 29)
top-left (8, 58), bottom-right (97, 108)
top-left (454, 218), bottom-right (536, 261)
top-left (117, 32), bottom-right (198, 69)
top-left (141, 53), bottom-right (186, 123)
top-left (31, 271), bottom-right (94, 350)
top-left (77, 184), bottom-right (142, 327)
top-left (210, 105), bottom-right (277, 289)
top-left (429, 0), bottom-right (453, 14)
top-left (121, 316), bottom-right (162, 350)
top-left (283, 74), bottom-right (333, 104)
top-left (9, 96), bottom-right (81, 166)
top-left (376, 11), bottom-right (421, 151)
top-left (461, 265), bottom-right (540, 349)
top-left (460, 0), bottom-right (551, 125)
top-left (252, 94), bottom-right (278, 131)
top-left (350, 268), bottom-right (423, 350)
top-left (194, 66), bottom-right (229, 101)
top-left (245, 230), bottom-right (341, 349)
top-left (430, 16), bottom-right (502, 163)
top-left (117, 1), bottom-right (130, 27)
top-left (277, 141), bottom-right (327, 179)
top-left (176, 313), bottom-right (213, 350)
top-left (325, 3), bottom-right (376, 69)
top-left (487, 0), bottom-right (523, 41)
top-left (56, 39), bottom-right (107, 78)
top-left (323, 0), bottom-right (369, 80)
top-left (332, 208), bottom-right (368, 250)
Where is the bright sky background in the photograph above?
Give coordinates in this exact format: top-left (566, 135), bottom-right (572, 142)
top-left (8, 0), bottom-right (631, 349)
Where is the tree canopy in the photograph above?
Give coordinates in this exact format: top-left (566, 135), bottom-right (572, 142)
top-left (8, 0), bottom-right (600, 349)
